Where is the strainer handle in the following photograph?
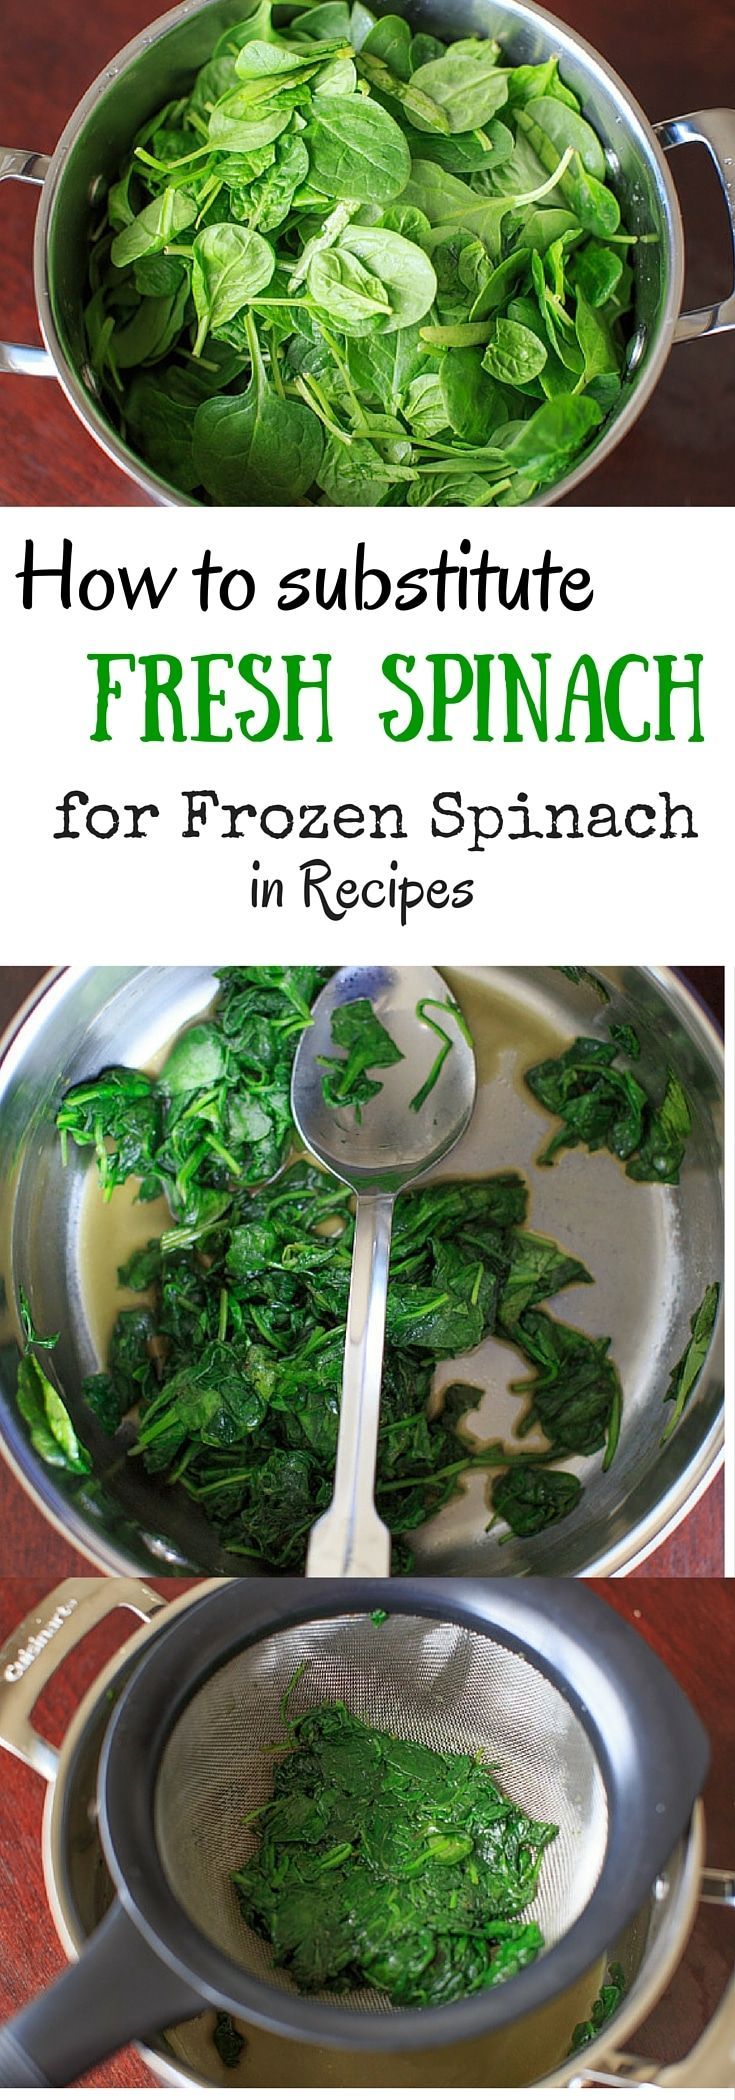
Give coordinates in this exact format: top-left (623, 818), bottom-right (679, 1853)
top-left (0, 150), bottom-right (55, 375)
top-left (0, 1576), bottom-right (163, 1782)
top-left (0, 1898), bottom-right (204, 2085)
top-left (654, 110), bottom-right (735, 341)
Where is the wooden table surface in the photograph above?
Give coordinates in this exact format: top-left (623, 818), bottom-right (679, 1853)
top-left (0, 965), bottom-right (724, 1578)
top-left (0, 0), bottom-right (733, 505)
top-left (0, 1575), bottom-right (732, 2087)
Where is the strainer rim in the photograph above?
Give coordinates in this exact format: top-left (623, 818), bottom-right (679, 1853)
top-left (97, 1579), bottom-right (709, 2052)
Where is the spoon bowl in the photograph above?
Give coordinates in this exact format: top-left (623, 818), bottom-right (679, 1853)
top-left (291, 964), bottom-right (477, 1192)
top-left (291, 966), bottom-right (477, 1576)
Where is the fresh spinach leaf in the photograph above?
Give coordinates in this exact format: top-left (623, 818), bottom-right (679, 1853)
top-left (193, 312), bottom-right (323, 499)
top-left (110, 187), bottom-right (197, 267)
top-left (308, 92), bottom-right (411, 201)
top-left (410, 42), bottom-right (509, 133)
top-left (192, 223), bottom-right (275, 354)
top-left (84, 2), bottom-right (634, 503)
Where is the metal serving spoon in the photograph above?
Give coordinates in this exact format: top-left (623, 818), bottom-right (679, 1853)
top-left (291, 966), bottom-right (477, 1576)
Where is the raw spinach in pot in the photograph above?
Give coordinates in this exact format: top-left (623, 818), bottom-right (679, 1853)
top-left (232, 1688), bottom-right (558, 2003)
top-left (42, 967), bottom-right (627, 1567)
top-left (84, 1), bottom-right (638, 504)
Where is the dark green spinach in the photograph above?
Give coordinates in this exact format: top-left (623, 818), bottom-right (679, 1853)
top-left (233, 1693), bottom-right (558, 2003)
top-left (45, 969), bottom-right (629, 1565)
top-left (318, 996), bottom-right (404, 1117)
top-left (661, 1282), bottom-right (720, 1444)
top-left (15, 1290), bottom-right (92, 1477)
top-left (213, 2013), bottom-right (246, 2069)
top-left (490, 1463), bottom-right (582, 1536)
top-left (409, 995), bottom-right (473, 1112)
top-left (525, 1026), bottom-right (692, 1183)
top-left (317, 990), bottom-right (472, 1119)
top-left (571, 1961), bottom-right (626, 2050)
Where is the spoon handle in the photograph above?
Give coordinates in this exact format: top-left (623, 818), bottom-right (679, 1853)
top-left (306, 1190), bottom-right (394, 1577)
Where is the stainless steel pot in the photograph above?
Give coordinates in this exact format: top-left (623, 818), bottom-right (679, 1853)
top-left (0, 965), bottom-right (724, 1579)
top-left (0, 1577), bottom-right (732, 2088)
top-left (1, 0), bottom-right (734, 505)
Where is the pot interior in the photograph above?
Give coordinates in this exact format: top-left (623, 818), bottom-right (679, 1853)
top-left (50, 1619), bottom-right (699, 2086)
top-left (37, 0), bottom-right (682, 503)
top-left (0, 966), bottom-right (723, 1577)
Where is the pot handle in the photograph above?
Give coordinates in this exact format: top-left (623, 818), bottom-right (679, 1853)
top-left (573, 1864), bottom-right (735, 2088)
top-left (0, 149), bottom-right (55, 375)
top-left (654, 109), bottom-right (735, 342)
top-left (654, 1866), bottom-right (735, 2085)
top-left (0, 1576), bottom-right (164, 1782)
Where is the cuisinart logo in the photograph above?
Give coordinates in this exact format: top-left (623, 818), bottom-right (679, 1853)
top-left (4, 1598), bottom-right (79, 1682)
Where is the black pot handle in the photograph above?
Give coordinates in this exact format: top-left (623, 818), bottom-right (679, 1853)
top-left (0, 1902), bottom-right (203, 2086)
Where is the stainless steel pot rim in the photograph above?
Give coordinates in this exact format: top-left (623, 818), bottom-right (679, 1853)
top-left (30, 0), bottom-right (686, 509)
top-left (34, 1581), bottom-right (707, 2087)
top-left (0, 964), bottom-right (723, 1580)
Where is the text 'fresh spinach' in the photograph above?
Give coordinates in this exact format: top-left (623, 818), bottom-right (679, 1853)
top-left (233, 1689), bottom-right (558, 2003)
top-left (84, 0), bottom-right (638, 505)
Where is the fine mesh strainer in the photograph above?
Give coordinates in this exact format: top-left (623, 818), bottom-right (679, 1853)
top-left (0, 1580), bottom-right (709, 2088)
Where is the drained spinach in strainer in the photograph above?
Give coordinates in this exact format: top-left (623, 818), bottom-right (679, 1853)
top-left (83, 1), bottom-right (639, 505)
top-left (233, 1691), bottom-right (558, 2003)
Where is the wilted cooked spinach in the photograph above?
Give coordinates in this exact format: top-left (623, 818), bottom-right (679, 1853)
top-left (318, 996), bottom-right (404, 1118)
top-left (661, 1282), bottom-right (720, 1444)
top-left (233, 1693), bottom-right (558, 2002)
top-left (15, 1289), bottom-right (92, 1477)
top-left (38, 966), bottom-right (629, 1562)
top-left (57, 967), bottom-right (328, 1222)
top-left (410, 994), bottom-right (474, 1112)
top-left (524, 1024), bottom-right (692, 1183)
top-left (490, 1462), bottom-right (582, 1536)
top-left (213, 2012), bottom-right (246, 2069)
top-left (84, 0), bottom-right (637, 505)
top-left (318, 990), bottom-right (472, 1120)
top-left (557, 966), bottom-right (610, 1003)
top-left (570, 1961), bottom-right (626, 2050)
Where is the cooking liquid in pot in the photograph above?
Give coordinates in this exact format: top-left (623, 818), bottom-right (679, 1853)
top-left (73, 966), bottom-right (685, 1566)
top-left (163, 1958), bottom-right (607, 2087)
top-left (75, 971), bottom-right (596, 1550)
